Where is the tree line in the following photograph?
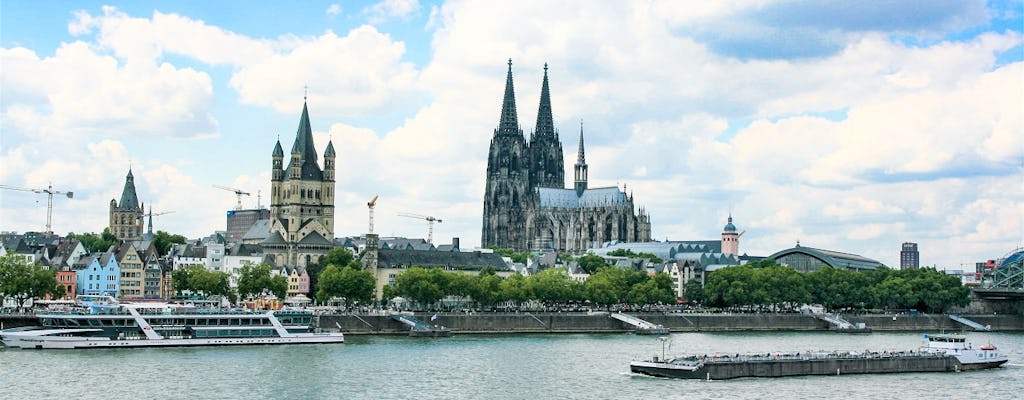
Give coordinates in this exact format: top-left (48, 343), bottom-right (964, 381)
top-left (384, 265), bottom-right (675, 311)
top-left (690, 259), bottom-right (970, 313)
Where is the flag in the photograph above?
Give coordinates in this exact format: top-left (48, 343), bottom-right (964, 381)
top-left (431, 313), bottom-right (438, 321)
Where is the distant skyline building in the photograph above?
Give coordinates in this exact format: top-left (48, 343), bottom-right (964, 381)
top-left (901, 242), bottom-right (920, 269)
top-left (109, 168), bottom-right (144, 241)
top-left (226, 208), bottom-right (270, 244)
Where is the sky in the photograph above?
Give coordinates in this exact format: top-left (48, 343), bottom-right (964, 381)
top-left (1, 0), bottom-right (1022, 269)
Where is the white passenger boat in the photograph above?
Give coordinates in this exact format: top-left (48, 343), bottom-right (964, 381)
top-left (0, 296), bottom-right (343, 349)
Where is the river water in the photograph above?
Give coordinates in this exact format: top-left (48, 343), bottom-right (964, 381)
top-left (2, 331), bottom-right (1021, 399)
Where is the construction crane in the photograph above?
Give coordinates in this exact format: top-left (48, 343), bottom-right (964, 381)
top-left (0, 183), bottom-right (74, 238)
top-left (213, 185), bottom-right (251, 210)
top-left (146, 210), bottom-right (175, 236)
top-left (367, 195), bottom-right (379, 234)
top-left (397, 212), bottom-right (442, 244)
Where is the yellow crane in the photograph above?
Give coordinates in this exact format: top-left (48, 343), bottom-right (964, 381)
top-left (367, 195), bottom-right (379, 234)
top-left (397, 212), bottom-right (442, 244)
top-left (0, 183), bottom-right (74, 237)
top-left (213, 185), bottom-right (251, 210)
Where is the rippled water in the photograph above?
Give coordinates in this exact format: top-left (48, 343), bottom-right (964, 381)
top-left (2, 331), bottom-right (1021, 399)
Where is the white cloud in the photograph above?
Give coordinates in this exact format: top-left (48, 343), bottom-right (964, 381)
top-left (1, 43), bottom-right (217, 142)
top-left (229, 27), bottom-right (421, 116)
top-left (365, 0), bottom-right (421, 24)
top-left (326, 4), bottom-right (342, 17)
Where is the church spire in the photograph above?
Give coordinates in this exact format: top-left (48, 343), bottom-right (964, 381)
top-left (288, 100), bottom-right (323, 180)
top-left (576, 121), bottom-right (586, 164)
top-left (119, 168), bottom-right (141, 211)
top-left (534, 63), bottom-right (554, 139)
top-left (496, 59), bottom-right (520, 137)
top-left (574, 121), bottom-right (588, 196)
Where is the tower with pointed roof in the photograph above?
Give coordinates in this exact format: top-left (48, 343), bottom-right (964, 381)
top-left (482, 60), bottom-right (651, 252)
top-left (265, 100), bottom-right (336, 268)
top-left (573, 124), bottom-right (588, 196)
top-left (109, 168), bottom-right (145, 241)
top-left (482, 59), bottom-right (532, 250)
top-left (528, 64), bottom-right (565, 189)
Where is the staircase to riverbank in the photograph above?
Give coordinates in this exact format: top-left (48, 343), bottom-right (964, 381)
top-left (610, 313), bottom-right (669, 335)
top-left (949, 314), bottom-right (991, 331)
top-left (814, 313), bottom-right (871, 333)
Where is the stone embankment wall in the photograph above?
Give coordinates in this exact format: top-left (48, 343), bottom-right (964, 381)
top-left (4, 312), bottom-right (1020, 334)
top-left (319, 312), bottom-right (1024, 335)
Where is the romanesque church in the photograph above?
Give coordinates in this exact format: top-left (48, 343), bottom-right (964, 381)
top-left (263, 101), bottom-right (336, 267)
top-left (482, 61), bottom-right (652, 252)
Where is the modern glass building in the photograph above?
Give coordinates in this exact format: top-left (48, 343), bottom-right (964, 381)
top-left (767, 245), bottom-right (883, 273)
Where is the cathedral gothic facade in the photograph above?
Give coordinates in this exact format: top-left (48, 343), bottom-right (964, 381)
top-left (263, 101), bottom-right (336, 268)
top-left (482, 61), bottom-right (652, 252)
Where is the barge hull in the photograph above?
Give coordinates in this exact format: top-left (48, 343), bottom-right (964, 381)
top-left (631, 356), bottom-right (1006, 380)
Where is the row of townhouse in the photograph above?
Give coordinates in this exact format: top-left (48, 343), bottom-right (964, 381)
top-left (1, 233), bottom-right (174, 300)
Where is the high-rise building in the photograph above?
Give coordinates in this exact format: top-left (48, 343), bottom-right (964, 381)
top-left (109, 169), bottom-right (144, 241)
top-left (263, 100), bottom-right (336, 268)
top-left (900, 242), bottom-right (919, 269)
top-left (482, 60), bottom-right (651, 252)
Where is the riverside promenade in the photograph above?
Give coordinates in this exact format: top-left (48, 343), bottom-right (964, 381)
top-left (317, 312), bottom-right (1024, 335)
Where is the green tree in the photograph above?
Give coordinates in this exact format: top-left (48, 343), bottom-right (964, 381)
top-left (498, 273), bottom-right (529, 308)
top-left (236, 263), bottom-right (286, 300)
top-left (0, 254), bottom-right (64, 308)
top-left (30, 267), bottom-right (65, 300)
top-left (577, 254), bottom-right (608, 274)
top-left (67, 231), bottom-right (118, 253)
top-left (171, 264), bottom-right (230, 298)
top-left (474, 274), bottom-right (503, 309)
top-left (527, 267), bottom-right (578, 304)
top-left (628, 273), bottom-right (675, 307)
top-left (316, 264), bottom-right (374, 305)
top-left (585, 267), bottom-right (635, 308)
top-left (393, 267), bottom-right (445, 308)
top-left (489, 247), bottom-right (530, 264)
top-left (321, 247), bottom-right (355, 267)
top-left (607, 249), bottom-right (664, 264)
top-left (683, 279), bottom-right (704, 305)
top-left (152, 230), bottom-right (187, 255)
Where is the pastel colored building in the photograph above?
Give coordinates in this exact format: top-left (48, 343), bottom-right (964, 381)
top-left (75, 251), bottom-right (120, 297)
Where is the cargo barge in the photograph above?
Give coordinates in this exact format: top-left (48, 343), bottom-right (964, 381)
top-left (630, 334), bottom-right (1007, 380)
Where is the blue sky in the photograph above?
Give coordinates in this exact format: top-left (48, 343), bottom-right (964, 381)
top-left (1, 0), bottom-right (1022, 269)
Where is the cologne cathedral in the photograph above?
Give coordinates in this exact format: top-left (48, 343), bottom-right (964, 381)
top-left (482, 60), bottom-right (651, 252)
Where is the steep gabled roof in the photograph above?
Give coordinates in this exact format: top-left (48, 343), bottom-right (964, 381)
top-left (288, 101), bottom-right (323, 181)
top-left (118, 168), bottom-right (141, 211)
